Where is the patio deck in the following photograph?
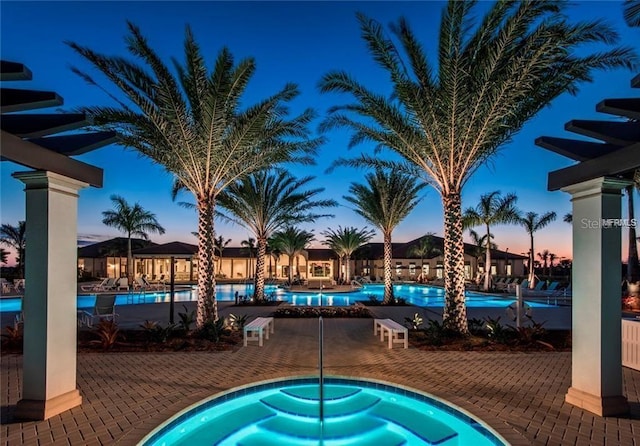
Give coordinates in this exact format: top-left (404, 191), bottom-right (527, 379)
top-left (1, 308), bottom-right (639, 445)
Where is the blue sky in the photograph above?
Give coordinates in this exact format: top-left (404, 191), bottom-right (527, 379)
top-left (1, 1), bottom-right (638, 262)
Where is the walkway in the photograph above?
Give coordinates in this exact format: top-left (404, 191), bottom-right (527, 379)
top-left (2, 316), bottom-right (639, 445)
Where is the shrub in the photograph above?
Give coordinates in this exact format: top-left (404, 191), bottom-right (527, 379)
top-left (272, 306), bottom-right (372, 318)
top-left (177, 305), bottom-right (196, 334)
top-left (91, 319), bottom-right (121, 351)
top-left (140, 320), bottom-right (176, 344)
top-left (196, 319), bottom-right (226, 343)
top-left (1, 325), bottom-right (23, 349)
top-left (227, 313), bottom-right (248, 331)
top-left (484, 316), bottom-right (512, 344)
top-left (404, 312), bottom-right (424, 330)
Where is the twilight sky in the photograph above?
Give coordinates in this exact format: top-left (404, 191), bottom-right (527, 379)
top-left (1, 1), bottom-right (638, 263)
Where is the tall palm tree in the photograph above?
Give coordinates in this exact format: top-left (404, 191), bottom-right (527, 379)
top-left (548, 252), bottom-right (557, 276)
top-left (519, 211), bottom-right (557, 288)
top-left (102, 195), bottom-right (165, 280)
top-left (270, 227), bottom-right (315, 284)
top-left (68, 23), bottom-right (320, 326)
top-left (0, 248), bottom-right (8, 266)
top-left (463, 191), bottom-right (519, 290)
top-left (319, 3), bottom-right (635, 334)
top-left (344, 169), bottom-right (425, 303)
top-left (407, 233), bottom-right (442, 280)
top-left (322, 226), bottom-right (375, 283)
top-left (563, 213), bottom-right (573, 223)
top-left (214, 235), bottom-right (232, 277)
top-left (0, 221), bottom-right (26, 278)
top-left (537, 249), bottom-right (550, 277)
top-left (240, 238), bottom-right (256, 279)
top-left (218, 171), bottom-right (336, 301)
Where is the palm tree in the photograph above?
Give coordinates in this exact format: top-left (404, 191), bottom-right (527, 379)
top-left (0, 222), bottom-right (26, 278)
top-left (407, 233), bottom-right (442, 280)
top-left (519, 211), bottom-right (557, 288)
top-left (322, 226), bottom-right (375, 283)
top-left (102, 195), bottom-right (165, 280)
top-left (270, 227), bottom-right (315, 284)
top-left (0, 248), bottom-right (8, 265)
top-left (214, 236), bottom-right (232, 277)
top-left (468, 229), bottom-right (497, 280)
top-left (537, 249), bottom-right (550, 277)
top-left (548, 252), bottom-right (557, 276)
top-left (344, 169), bottom-right (425, 303)
top-left (240, 238), bottom-right (256, 279)
top-left (218, 171), bottom-right (336, 301)
top-left (563, 213), bottom-right (573, 223)
top-left (68, 24), bottom-right (320, 326)
top-left (463, 191), bottom-right (519, 291)
top-left (319, 4), bottom-right (635, 335)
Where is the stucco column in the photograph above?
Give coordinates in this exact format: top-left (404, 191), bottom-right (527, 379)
top-left (12, 171), bottom-right (88, 420)
top-left (562, 176), bottom-right (630, 416)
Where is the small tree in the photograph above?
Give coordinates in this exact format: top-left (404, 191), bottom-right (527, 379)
top-left (322, 226), bottom-right (374, 283)
top-left (102, 195), bottom-right (165, 280)
top-left (0, 222), bottom-right (26, 278)
top-left (408, 234), bottom-right (442, 280)
top-left (519, 212), bottom-right (557, 288)
top-left (270, 227), bottom-right (315, 284)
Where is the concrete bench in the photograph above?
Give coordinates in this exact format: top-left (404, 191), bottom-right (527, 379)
top-left (374, 318), bottom-right (408, 349)
top-left (244, 317), bottom-right (275, 347)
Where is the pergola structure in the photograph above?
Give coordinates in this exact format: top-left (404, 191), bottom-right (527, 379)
top-left (1, 60), bottom-right (116, 420)
top-left (536, 73), bottom-right (640, 416)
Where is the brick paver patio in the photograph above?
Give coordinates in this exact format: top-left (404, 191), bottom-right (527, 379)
top-left (2, 317), bottom-right (639, 445)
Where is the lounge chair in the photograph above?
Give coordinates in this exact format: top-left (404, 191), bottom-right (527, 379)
top-left (541, 281), bottom-right (560, 294)
top-left (81, 294), bottom-right (118, 327)
top-left (116, 277), bottom-right (129, 291)
top-left (80, 277), bottom-right (116, 292)
top-left (507, 279), bottom-right (527, 293)
top-left (1, 278), bottom-right (14, 294)
top-left (522, 281), bottom-right (545, 295)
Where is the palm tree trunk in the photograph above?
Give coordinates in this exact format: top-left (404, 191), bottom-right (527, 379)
top-left (196, 197), bottom-right (217, 326)
top-left (288, 254), bottom-right (294, 284)
top-left (382, 232), bottom-right (394, 304)
top-left (442, 193), bottom-right (468, 334)
top-left (627, 185), bottom-right (640, 283)
top-left (484, 225), bottom-right (491, 291)
top-left (253, 238), bottom-right (267, 301)
top-left (528, 236), bottom-right (535, 289)
top-left (345, 255), bottom-right (351, 284)
top-left (127, 233), bottom-right (133, 282)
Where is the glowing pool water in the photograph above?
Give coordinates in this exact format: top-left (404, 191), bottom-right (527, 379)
top-left (139, 377), bottom-right (508, 446)
top-left (0, 283), bottom-right (554, 313)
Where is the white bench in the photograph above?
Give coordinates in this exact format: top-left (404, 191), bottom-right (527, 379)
top-left (374, 318), bottom-right (408, 349)
top-left (243, 317), bottom-right (275, 347)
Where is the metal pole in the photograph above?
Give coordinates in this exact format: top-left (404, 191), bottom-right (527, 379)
top-left (169, 256), bottom-right (175, 324)
top-left (516, 284), bottom-right (522, 328)
top-left (318, 316), bottom-right (324, 425)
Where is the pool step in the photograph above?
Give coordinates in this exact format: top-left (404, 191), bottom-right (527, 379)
top-left (260, 392), bottom-right (380, 418)
top-left (238, 426), bottom-right (407, 446)
top-left (281, 384), bottom-right (361, 401)
top-left (259, 413), bottom-right (384, 439)
top-left (172, 402), bottom-right (275, 446)
top-left (370, 401), bottom-right (458, 445)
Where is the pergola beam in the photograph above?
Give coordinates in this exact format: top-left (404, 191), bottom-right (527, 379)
top-left (1, 130), bottom-right (104, 187)
top-left (1, 113), bottom-right (88, 138)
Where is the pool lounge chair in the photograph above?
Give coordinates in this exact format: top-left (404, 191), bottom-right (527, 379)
top-left (81, 294), bottom-right (118, 327)
top-left (116, 277), bottom-right (129, 291)
top-left (80, 277), bottom-right (116, 292)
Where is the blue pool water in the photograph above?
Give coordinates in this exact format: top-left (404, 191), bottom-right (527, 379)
top-left (0, 283), bottom-right (553, 313)
top-left (140, 377), bottom-right (508, 446)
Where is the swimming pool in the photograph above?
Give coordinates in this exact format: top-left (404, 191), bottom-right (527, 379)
top-left (139, 376), bottom-right (508, 445)
top-left (0, 283), bottom-right (553, 313)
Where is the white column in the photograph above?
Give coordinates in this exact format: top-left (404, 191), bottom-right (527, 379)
top-left (12, 171), bottom-right (88, 420)
top-left (562, 176), bottom-right (630, 416)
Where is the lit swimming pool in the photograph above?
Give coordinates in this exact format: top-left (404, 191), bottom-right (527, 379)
top-left (0, 283), bottom-right (554, 313)
top-left (139, 377), bottom-right (508, 446)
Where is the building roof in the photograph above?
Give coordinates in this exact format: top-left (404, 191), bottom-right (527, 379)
top-left (78, 237), bottom-right (155, 258)
top-left (356, 235), bottom-right (527, 261)
top-left (133, 241), bottom-right (197, 258)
